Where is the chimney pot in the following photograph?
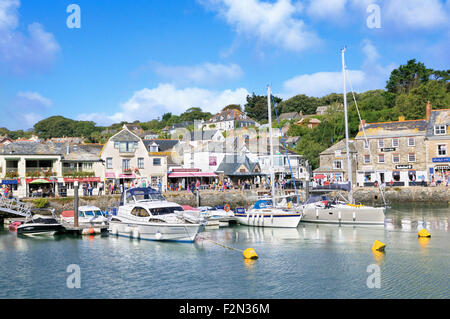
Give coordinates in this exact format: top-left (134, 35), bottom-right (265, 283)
top-left (426, 101), bottom-right (432, 120)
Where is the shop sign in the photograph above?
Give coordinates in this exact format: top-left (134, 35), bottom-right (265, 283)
top-left (395, 165), bottom-right (412, 169)
top-left (432, 157), bottom-right (450, 163)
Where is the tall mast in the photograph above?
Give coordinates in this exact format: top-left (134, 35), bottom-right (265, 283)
top-left (341, 48), bottom-right (353, 203)
top-left (267, 85), bottom-right (276, 206)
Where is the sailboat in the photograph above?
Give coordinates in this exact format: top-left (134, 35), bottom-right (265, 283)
top-left (301, 48), bottom-right (386, 225)
top-left (234, 86), bottom-right (303, 228)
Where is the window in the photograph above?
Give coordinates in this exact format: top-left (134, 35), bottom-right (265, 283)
top-left (434, 125), bottom-right (447, 135)
top-left (106, 158), bottom-right (112, 169)
top-left (378, 139), bottom-right (384, 148)
top-left (153, 158), bottom-right (161, 166)
top-left (333, 160), bottom-right (343, 169)
top-left (437, 144), bottom-right (447, 156)
top-left (408, 153), bottom-right (416, 162)
top-left (122, 159), bottom-right (131, 170)
top-left (363, 140), bottom-right (369, 149)
top-left (408, 137), bottom-right (415, 147)
top-left (138, 158), bottom-right (144, 169)
top-left (364, 155), bottom-right (371, 164)
top-left (378, 154), bottom-right (385, 163)
top-left (392, 138), bottom-right (399, 147)
top-left (131, 207), bottom-right (150, 218)
top-left (392, 154), bottom-right (400, 163)
top-left (119, 141), bottom-right (136, 153)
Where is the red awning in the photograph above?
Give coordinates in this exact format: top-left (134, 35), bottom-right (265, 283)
top-left (314, 174), bottom-right (326, 179)
top-left (119, 174), bottom-right (136, 178)
top-left (105, 172), bottom-right (116, 178)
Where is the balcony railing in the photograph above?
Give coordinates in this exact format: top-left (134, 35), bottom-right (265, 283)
top-left (25, 167), bottom-right (57, 178)
top-left (62, 170), bottom-right (95, 178)
top-left (4, 168), bottom-right (19, 179)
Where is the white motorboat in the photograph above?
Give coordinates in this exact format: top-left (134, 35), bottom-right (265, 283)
top-left (60, 205), bottom-right (109, 226)
top-left (17, 210), bottom-right (64, 236)
top-left (198, 206), bottom-right (236, 227)
top-left (108, 188), bottom-right (204, 243)
top-left (234, 199), bottom-right (303, 228)
top-left (301, 49), bottom-right (386, 225)
top-left (234, 86), bottom-right (302, 229)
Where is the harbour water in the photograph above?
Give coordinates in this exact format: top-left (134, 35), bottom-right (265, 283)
top-left (0, 203), bottom-right (448, 299)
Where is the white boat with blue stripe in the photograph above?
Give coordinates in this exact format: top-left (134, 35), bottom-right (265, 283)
top-left (108, 188), bottom-right (204, 243)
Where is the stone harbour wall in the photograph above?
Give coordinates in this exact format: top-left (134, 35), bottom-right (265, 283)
top-left (22, 187), bottom-right (448, 214)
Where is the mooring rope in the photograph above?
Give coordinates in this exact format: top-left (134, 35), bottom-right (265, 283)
top-left (196, 234), bottom-right (244, 253)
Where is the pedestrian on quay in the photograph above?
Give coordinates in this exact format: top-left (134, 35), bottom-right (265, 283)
top-left (98, 181), bottom-right (104, 196)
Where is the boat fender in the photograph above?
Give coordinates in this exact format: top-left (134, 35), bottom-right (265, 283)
top-left (243, 248), bottom-right (258, 260)
top-left (155, 231), bottom-right (162, 240)
top-left (224, 204), bottom-right (231, 212)
top-left (132, 228), bottom-right (140, 239)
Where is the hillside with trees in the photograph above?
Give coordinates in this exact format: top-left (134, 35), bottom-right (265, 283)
top-left (1, 59), bottom-right (448, 170)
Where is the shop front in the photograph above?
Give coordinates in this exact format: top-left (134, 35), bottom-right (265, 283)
top-left (168, 169), bottom-right (218, 191)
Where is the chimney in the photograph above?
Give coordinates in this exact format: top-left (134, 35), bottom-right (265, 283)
top-left (359, 119), bottom-right (366, 131)
top-left (426, 101), bottom-right (432, 120)
top-left (398, 116), bottom-right (405, 122)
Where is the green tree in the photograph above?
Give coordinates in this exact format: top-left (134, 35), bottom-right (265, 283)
top-left (386, 59), bottom-right (433, 94)
top-left (222, 104), bottom-right (242, 112)
top-left (278, 94), bottom-right (320, 115)
top-left (244, 93), bottom-right (282, 122)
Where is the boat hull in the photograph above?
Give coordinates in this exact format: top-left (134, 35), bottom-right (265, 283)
top-left (302, 205), bottom-right (385, 225)
top-left (108, 221), bottom-right (202, 243)
top-left (234, 210), bottom-right (302, 228)
top-left (17, 224), bottom-right (64, 236)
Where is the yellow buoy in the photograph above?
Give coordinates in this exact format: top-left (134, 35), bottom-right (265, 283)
top-left (243, 248), bottom-right (258, 260)
top-left (418, 228), bottom-right (431, 238)
top-left (371, 240), bottom-right (386, 252)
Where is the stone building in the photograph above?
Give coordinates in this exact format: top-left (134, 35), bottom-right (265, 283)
top-left (425, 103), bottom-right (449, 182)
top-left (355, 117), bottom-right (428, 186)
top-left (313, 139), bottom-right (357, 185)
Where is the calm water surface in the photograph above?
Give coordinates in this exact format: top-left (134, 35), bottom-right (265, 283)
top-left (0, 203), bottom-right (449, 299)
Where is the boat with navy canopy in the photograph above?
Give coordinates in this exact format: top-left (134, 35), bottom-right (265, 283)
top-left (108, 187), bottom-right (204, 242)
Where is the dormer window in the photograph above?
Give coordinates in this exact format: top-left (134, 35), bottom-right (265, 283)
top-left (434, 125), bottom-right (447, 135)
top-left (119, 141), bottom-right (136, 153)
top-left (150, 142), bottom-right (158, 152)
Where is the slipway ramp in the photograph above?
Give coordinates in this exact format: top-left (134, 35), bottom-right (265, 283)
top-left (0, 198), bottom-right (32, 218)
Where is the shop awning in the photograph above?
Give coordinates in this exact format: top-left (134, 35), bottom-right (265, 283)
top-left (168, 172), bottom-right (218, 178)
top-left (28, 179), bottom-right (51, 184)
top-left (64, 177), bottom-right (101, 183)
top-left (119, 174), bottom-right (136, 178)
top-left (106, 172), bottom-right (116, 178)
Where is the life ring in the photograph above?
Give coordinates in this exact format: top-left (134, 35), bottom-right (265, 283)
top-left (224, 204), bottom-right (231, 212)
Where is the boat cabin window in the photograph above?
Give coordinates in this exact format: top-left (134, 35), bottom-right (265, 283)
top-left (131, 207), bottom-right (150, 217)
top-left (84, 211), bottom-right (95, 217)
top-left (94, 210), bottom-right (103, 217)
top-left (150, 207), bottom-right (183, 215)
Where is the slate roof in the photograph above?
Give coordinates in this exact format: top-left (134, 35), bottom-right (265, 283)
top-left (279, 112), bottom-right (300, 120)
top-left (110, 129), bottom-right (141, 142)
top-left (319, 139), bottom-right (356, 156)
top-left (426, 109), bottom-right (449, 138)
top-left (189, 130), bottom-right (220, 141)
top-left (216, 154), bottom-right (262, 176)
top-left (356, 119), bottom-right (427, 139)
top-left (0, 141), bottom-right (103, 161)
top-left (143, 139), bottom-right (179, 152)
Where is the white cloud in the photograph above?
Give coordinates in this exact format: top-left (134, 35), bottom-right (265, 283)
top-left (17, 91), bottom-right (53, 107)
top-left (281, 40), bottom-right (395, 98)
top-left (77, 84), bottom-right (249, 126)
top-left (4, 91), bottom-right (52, 130)
top-left (154, 62), bottom-right (243, 86)
top-left (306, 0), bottom-right (348, 19)
top-left (199, 0), bottom-right (321, 53)
top-left (383, 0), bottom-right (449, 29)
top-left (0, 0), bottom-right (60, 74)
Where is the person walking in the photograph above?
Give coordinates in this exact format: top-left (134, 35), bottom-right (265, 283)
top-left (98, 181), bottom-right (104, 196)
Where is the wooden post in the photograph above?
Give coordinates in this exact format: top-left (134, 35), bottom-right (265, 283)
top-left (74, 181), bottom-right (79, 228)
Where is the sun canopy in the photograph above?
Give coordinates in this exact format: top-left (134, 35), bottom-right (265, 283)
top-left (29, 179), bottom-right (51, 184)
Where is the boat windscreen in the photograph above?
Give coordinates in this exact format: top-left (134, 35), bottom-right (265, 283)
top-left (304, 195), bottom-right (330, 205)
top-left (84, 211), bottom-right (95, 217)
top-left (121, 187), bottom-right (165, 205)
top-left (94, 210), bottom-right (103, 216)
top-left (150, 206), bottom-right (183, 215)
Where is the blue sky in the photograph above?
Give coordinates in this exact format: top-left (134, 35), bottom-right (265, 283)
top-left (1, 0), bottom-right (449, 130)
